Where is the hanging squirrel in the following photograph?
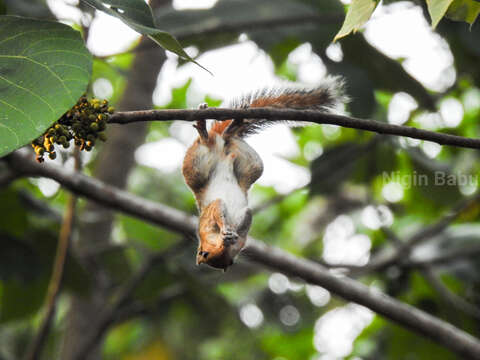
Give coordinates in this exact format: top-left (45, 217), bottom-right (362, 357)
top-left (182, 78), bottom-right (346, 270)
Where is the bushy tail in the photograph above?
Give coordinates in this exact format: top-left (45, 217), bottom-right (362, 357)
top-left (210, 77), bottom-right (346, 138)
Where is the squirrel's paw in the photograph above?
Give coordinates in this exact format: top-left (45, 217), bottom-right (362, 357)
top-left (222, 229), bottom-right (239, 246)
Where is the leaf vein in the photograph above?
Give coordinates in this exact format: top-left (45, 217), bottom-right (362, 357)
top-left (0, 55), bottom-right (74, 102)
top-left (0, 74), bottom-right (56, 114)
top-left (0, 98), bottom-right (36, 129)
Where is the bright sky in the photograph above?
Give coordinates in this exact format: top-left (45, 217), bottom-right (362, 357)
top-left (46, 0), bottom-right (457, 358)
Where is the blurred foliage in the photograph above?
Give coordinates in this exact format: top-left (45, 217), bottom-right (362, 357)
top-left (1, 1), bottom-right (480, 360)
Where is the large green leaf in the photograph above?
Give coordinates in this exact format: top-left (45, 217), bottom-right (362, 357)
top-left (428, 0), bottom-right (480, 28)
top-left (80, 0), bottom-right (209, 72)
top-left (334, 0), bottom-right (379, 41)
top-left (427, 0), bottom-right (454, 28)
top-left (0, 16), bottom-right (92, 157)
top-left (447, 0), bottom-right (480, 26)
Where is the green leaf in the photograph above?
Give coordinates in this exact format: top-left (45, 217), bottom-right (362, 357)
top-left (334, 0), bottom-right (379, 41)
top-left (427, 0), bottom-right (454, 28)
top-left (80, 0), bottom-right (210, 73)
top-left (0, 16), bottom-right (92, 157)
top-left (447, 0), bottom-right (480, 26)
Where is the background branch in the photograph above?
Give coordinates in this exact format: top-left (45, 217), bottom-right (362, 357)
top-left (109, 108), bottom-right (480, 149)
top-left (421, 266), bottom-right (480, 321)
top-left (6, 149), bottom-right (480, 359)
top-left (378, 220), bottom-right (480, 322)
top-left (356, 194), bottom-right (480, 276)
top-left (407, 244), bottom-right (480, 267)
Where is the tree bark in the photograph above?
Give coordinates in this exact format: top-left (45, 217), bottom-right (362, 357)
top-left (60, 26), bottom-right (166, 360)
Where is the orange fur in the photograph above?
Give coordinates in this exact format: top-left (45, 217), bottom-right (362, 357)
top-left (210, 119), bottom-right (233, 136)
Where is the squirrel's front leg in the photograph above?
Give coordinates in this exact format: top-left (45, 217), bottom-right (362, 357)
top-left (193, 103), bottom-right (209, 143)
top-left (212, 199), bottom-right (239, 246)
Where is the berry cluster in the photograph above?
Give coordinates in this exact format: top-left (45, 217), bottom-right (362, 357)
top-left (32, 96), bottom-right (113, 163)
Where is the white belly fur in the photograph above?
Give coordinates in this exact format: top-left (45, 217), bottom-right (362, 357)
top-left (203, 158), bottom-right (248, 226)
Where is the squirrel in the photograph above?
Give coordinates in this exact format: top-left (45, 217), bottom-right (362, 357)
top-left (182, 78), bottom-right (345, 270)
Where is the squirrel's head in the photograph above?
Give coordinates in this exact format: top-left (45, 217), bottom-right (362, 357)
top-left (196, 245), bottom-right (234, 270)
top-left (196, 200), bottom-right (236, 271)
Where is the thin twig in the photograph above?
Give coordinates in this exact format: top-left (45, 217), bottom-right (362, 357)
top-left (6, 150), bottom-right (480, 359)
top-left (354, 193), bottom-right (480, 276)
top-left (379, 216), bottom-right (480, 322)
top-left (108, 108), bottom-right (480, 149)
top-left (407, 243), bottom-right (480, 267)
top-left (421, 266), bottom-right (480, 320)
top-left (24, 150), bottom-right (81, 360)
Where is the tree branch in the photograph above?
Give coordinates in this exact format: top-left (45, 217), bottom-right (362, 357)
top-left (407, 243), bottom-right (480, 268)
top-left (108, 108), bottom-right (480, 149)
top-left (421, 266), bottom-right (480, 321)
top-left (6, 149), bottom-right (480, 358)
top-left (355, 194), bottom-right (480, 276)
top-left (379, 218), bottom-right (480, 322)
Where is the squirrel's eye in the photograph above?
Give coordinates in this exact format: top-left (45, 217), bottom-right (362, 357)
top-left (198, 251), bottom-right (209, 258)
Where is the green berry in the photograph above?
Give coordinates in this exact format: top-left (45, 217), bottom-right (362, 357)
top-left (97, 120), bottom-right (106, 131)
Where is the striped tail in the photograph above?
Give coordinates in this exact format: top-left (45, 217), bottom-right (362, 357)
top-left (209, 77), bottom-right (346, 138)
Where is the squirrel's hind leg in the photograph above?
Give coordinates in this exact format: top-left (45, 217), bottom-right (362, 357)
top-left (194, 103), bottom-right (209, 143)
